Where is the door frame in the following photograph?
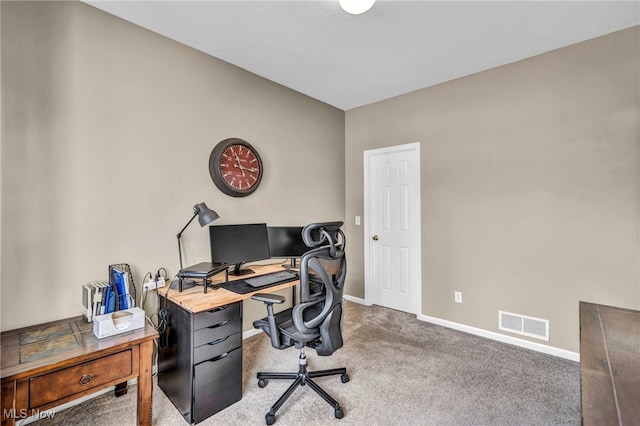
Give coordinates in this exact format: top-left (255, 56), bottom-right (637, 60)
top-left (363, 142), bottom-right (422, 316)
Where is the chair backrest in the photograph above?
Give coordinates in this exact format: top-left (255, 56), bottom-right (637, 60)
top-left (292, 222), bottom-right (346, 356)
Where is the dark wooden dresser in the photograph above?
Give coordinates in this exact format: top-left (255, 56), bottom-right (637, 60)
top-left (1, 316), bottom-right (158, 426)
top-left (579, 301), bottom-right (640, 425)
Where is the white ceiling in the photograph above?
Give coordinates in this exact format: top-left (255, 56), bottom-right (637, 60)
top-left (85, 1), bottom-right (640, 111)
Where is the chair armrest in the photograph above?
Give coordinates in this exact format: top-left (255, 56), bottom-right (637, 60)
top-left (252, 293), bottom-right (286, 304)
top-left (252, 293), bottom-right (287, 349)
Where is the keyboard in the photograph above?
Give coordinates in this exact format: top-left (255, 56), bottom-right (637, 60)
top-left (244, 270), bottom-right (298, 288)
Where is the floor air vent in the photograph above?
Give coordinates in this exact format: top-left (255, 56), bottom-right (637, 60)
top-left (499, 311), bottom-right (549, 341)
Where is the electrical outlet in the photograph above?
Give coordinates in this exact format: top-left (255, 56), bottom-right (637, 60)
top-left (454, 291), bottom-right (462, 303)
top-left (143, 278), bottom-right (166, 291)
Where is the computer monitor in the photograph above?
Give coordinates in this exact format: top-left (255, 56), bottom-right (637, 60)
top-left (210, 223), bottom-right (271, 275)
top-left (267, 226), bottom-right (308, 268)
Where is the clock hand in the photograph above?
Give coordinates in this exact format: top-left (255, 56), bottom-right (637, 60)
top-left (232, 163), bottom-right (247, 176)
top-left (232, 153), bottom-right (246, 176)
top-left (234, 163), bottom-right (259, 173)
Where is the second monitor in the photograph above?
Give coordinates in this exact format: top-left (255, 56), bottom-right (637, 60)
top-left (267, 226), bottom-right (308, 269)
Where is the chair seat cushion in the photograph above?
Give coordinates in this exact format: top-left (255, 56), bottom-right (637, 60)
top-left (253, 307), bottom-right (321, 349)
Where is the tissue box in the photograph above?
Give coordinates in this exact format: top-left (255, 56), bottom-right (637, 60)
top-left (93, 307), bottom-right (145, 339)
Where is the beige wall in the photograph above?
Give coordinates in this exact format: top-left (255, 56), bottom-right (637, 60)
top-left (1, 1), bottom-right (345, 331)
top-left (345, 26), bottom-right (640, 353)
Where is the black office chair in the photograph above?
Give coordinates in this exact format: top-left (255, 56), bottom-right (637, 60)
top-left (251, 222), bottom-right (349, 425)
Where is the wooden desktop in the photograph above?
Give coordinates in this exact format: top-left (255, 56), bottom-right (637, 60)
top-left (164, 263), bottom-right (297, 312)
top-left (157, 263), bottom-right (298, 424)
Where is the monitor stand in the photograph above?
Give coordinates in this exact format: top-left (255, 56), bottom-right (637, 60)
top-left (230, 262), bottom-right (255, 276)
top-left (170, 278), bottom-right (197, 291)
top-left (282, 258), bottom-right (298, 271)
top-left (170, 275), bottom-right (225, 292)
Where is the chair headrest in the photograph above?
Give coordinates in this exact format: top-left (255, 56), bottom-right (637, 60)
top-left (302, 222), bottom-right (345, 257)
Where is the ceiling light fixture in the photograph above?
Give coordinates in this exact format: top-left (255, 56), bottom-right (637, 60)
top-left (339, 0), bottom-right (376, 15)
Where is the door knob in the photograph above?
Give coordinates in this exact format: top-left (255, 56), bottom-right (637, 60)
top-left (372, 235), bottom-right (379, 241)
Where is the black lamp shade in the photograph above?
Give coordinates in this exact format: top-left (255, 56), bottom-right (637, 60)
top-left (195, 202), bottom-right (219, 227)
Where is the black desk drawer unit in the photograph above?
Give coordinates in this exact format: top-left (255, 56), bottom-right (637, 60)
top-left (158, 297), bottom-right (243, 424)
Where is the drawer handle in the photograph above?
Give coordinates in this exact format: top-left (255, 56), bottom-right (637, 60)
top-left (208, 305), bottom-right (229, 313)
top-left (208, 336), bottom-right (229, 346)
top-left (207, 320), bottom-right (230, 329)
top-left (79, 374), bottom-right (92, 386)
top-left (207, 352), bottom-right (230, 363)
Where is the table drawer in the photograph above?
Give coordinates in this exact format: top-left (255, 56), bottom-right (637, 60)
top-left (29, 349), bottom-right (133, 408)
top-left (194, 332), bottom-right (242, 365)
top-left (194, 303), bottom-right (240, 330)
top-left (194, 317), bottom-right (241, 348)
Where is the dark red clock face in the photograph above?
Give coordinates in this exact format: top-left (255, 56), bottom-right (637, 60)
top-left (219, 144), bottom-right (260, 192)
top-left (209, 139), bottom-right (263, 197)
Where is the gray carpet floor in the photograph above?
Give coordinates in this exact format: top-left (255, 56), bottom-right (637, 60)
top-left (31, 301), bottom-right (581, 425)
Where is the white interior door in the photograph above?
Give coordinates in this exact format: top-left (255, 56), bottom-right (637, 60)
top-left (364, 142), bottom-right (421, 314)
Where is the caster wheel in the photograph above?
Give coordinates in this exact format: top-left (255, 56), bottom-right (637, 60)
top-left (265, 413), bottom-right (276, 425)
top-left (258, 379), bottom-right (268, 388)
top-left (335, 407), bottom-right (344, 419)
top-left (341, 373), bottom-right (349, 383)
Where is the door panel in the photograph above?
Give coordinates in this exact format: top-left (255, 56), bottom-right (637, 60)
top-left (366, 143), bottom-right (421, 314)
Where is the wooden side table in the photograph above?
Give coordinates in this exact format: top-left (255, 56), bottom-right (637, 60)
top-left (1, 316), bottom-right (158, 426)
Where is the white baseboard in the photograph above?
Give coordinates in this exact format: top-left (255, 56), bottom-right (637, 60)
top-left (343, 295), bottom-right (368, 305)
top-left (418, 313), bottom-right (580, 362)
top-left (243, 328), bottom-right (262, 340)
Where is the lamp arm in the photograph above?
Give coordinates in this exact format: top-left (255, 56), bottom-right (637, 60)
top-left (177, 211), bottom-right (199, 271)
top-left (177, 211), bottom-right (198, 239)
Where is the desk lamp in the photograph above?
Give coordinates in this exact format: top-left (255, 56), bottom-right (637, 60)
top-left (177, 202), bottom-right (219, 275)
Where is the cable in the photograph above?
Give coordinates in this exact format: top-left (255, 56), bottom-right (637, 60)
top-left (155, 267), bottom-right (169, 281)
top-left (140, 272), bottom-right (153, 309)
top-left (140, 268), bottom-right (172, 334)
top-left (148, 307), bottom-right (168, 334)
top-left (139, 269), bottom-right (171, 377)
top-left (147, 271), bottom-right (179, 337)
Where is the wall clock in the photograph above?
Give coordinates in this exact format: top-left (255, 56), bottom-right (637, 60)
top-left (209, 138), bottom-right (263, 197)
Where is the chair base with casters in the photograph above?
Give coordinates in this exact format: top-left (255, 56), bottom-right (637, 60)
top-left (256, 347), bottom-right (349, 425)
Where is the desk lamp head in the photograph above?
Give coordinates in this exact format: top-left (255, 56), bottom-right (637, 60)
top-left (177, 202), bottom-right (219, 271)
